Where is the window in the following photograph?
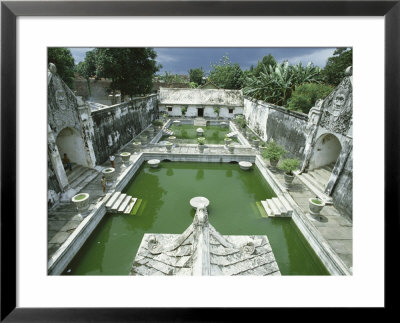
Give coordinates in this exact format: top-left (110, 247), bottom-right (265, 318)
top-left (167, 107), bottom-right (172, 112)
top-left (229, 108), bottom-right (234, 114)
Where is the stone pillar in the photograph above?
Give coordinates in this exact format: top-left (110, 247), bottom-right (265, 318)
top-left (48, 124), bottom-right (69, 191)
top-left (77, 97), bottom-right (97, 168)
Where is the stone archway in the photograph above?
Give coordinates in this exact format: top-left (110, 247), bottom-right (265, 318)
top-left (309, 133), bottom-right (342, 171)
top-left (56, 127), bottom-right (88, 167)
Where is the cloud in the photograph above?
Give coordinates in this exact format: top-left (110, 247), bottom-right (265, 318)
top-left (278, 48), bottom-right (336, 68)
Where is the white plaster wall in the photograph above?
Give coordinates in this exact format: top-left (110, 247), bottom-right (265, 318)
top-left (56, 127), bottom-right (88, 167)
top-left (244, 98), bottom-right (269, 140)
top-left (204, 107), bottom-right (215, 118)
top-left (309, 133), bottom-right (342, 169)
top-left (186, 106), bottom-right (198, 117)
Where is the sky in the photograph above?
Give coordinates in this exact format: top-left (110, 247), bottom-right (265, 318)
top-left (69, 47), bottom-right (336, 75)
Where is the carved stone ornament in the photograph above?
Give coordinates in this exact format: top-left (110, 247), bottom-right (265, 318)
top-left (241, 241), bottom-right (256, 255)
top-left (56, 89), bottom-right (68, 110)
top-left (147, 235), bottom-right (162, 254)
top-left (319, 77), bottom-right (352, 135)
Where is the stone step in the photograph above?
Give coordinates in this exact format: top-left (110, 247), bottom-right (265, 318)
top-left (278, 195), bottom-right (293, 216)
top-left (111, 193), bottom-right (127, 211)
top-left (102, 192), bottom-right (112, 204)
top-left (294, 171), bottom-right (333, 205)
top-left (118, 195), bottom-right (132, 213)
top-left (303, 173), bottom-right (326, 192)
top-left (272, 197), bottom-right (287, 217)
top-left (226, 132), bottom-right (237, 138)
top-left (106, 192), bottom-right (121, 209)
top-left (261, 200), bottom-right (273, 217)
top-left (69, 169), bottom-right (99, 191)
top-left (66, 165), bottom-right (86, 183)
top-left (124, 198), bottom-right (138, 214)
top-left (313, 167), bottom-right (332, 180)
top-left (267, 199), bottom-right (281, 217)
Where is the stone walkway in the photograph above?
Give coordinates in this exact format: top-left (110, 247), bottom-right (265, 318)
top-left (48, 137), bottom-right (352, 273)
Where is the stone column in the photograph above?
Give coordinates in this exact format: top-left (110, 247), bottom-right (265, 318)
top-left (48, 124), bottom-right (69, 191)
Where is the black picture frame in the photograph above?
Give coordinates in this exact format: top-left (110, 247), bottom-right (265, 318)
top-left (1, 1), bottom-right (398, 321)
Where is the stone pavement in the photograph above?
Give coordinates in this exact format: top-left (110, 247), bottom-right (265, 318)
top-left (265, 159), bottom-right (353, 271)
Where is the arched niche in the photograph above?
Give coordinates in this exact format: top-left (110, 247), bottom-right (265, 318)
top-left (56, 127), bottom-right (88, 167)
top-left (309, 133), bottom-right (342, 170)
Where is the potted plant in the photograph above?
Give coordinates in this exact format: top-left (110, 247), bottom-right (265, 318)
top-left (102, 167), bottom-right (115, 185)
top-left (168, 136), bottom-right (176, 144)
top-left (140, 133), bottom-right (148, 145)
top-left (132, 141), bottom-right (141, 152)
top-left (152, 120), bottom-right (163, 129)
top-left (278, 158), bottom-right (301, 189)
top-left (224, 135), bottom-right (232, 147)
top-left (197, 137), bottom-right (206, 153)
top-left (165, 141), bottom-right (173, 152)
top-left (309, 197), bottom-right (326, 217)
top-left (252, 136), bottom-right (260, 149)
top-left (228, 143), bottom-right (235, 153)
top-left (261, 140), bottom-right (287, 172)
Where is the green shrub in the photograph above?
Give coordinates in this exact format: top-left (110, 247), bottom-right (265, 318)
top-left (197, 137), bottom-right (206, 145)
top-left (311, 198), bottom-right (323, 205)
top-left (278, 158), bottom-right (301, 175)
top-left (261, 140), bottom-right (287, 161)
top-left (287, 83), bottom-right (333, 114)
top-left (152, 120), bottom-right (163, 127)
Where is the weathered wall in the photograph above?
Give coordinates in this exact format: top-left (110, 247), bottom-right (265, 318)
top-left (91, 94), bottom-right (158, 163)
top-left (331, 152), bottom-right (353, 220)
top-left (244, 98), bottom-right (308, 159)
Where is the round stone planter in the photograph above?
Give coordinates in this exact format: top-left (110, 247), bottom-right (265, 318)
top-left (168, 136), bottom-right (176, 144)
top-left (148, 159), bottom-right (161, 168)
top-left (165, 142), bottom-right (173, 152)
top-left (228, 144), bottom-right (235, 154)
top-left (198, 144), bottom-right (205, 153)
top-left (190, 196), bottom-right (210, 209)
top-left (309, 198), bottom-right (326, 216)
top-left (102, 167), bottom-right (115, 185)
top-left (196, 128), bottom-right (204, 137)
top-left (269, 159), bottom-right (279, 172)
top-left (120, 152), bottom-right (131, 163)
top-left (140, 135), bottom-right (148, 145)
top-left (132, 142), bottom-right (141, 152)
top-left (284, 173), bottom-right (295, 189)
top-left (253, 139), bottom-right (260, 149)
top-left (172, 120), bottom-right (181, 126)
top-left (71, 193), bottom-right (90, 212)
top-left (239, 161), bottom-right (252, 171)
top-left (220, 122), bottom-right (228, 128)
top-left (224, 138), bottom-right (232, 147)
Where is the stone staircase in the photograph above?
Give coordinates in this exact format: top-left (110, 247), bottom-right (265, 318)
top-left (194, 118), bottom-right (207, 126)
top-left (63, 163), bottom-right (101, 195)
top-left (226, 131), bottom-right (238, 138)
top-left (295, 163), bottom-right (334, 204)
top-left (104, 191), bottom-right (139, 215)
top-left (260, 195), bottom-right (293, 217)
top-left (163, 128), bottom-right (174, 136)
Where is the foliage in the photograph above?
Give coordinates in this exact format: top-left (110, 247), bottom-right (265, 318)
top-left (189, 68), bottom-right (205, 85)
top-left (189, 82), bottom-right (198, 88)
top-left (209, 55), bottom-right (245, 89)
top-left (235, 116), bottom-right (247, 129)
top-left (243, 61), bottom-right (322, 106)
top-left (311, 198), bottom-right (323, 205)
top-left (197, 137), bottom-right (206, 145)
top-left (214, 107), bottom-right (220, 115)
top-left (48, 48), bottom-right (75, 88)
top-left (278, 158), bottom-right (301, 175)
top-left (94, 48), bottom-right (161, 100)
top-left (158, 72), bottom-right (188, 84)
top-left (261, 140), bottom-right (287, 161)
top-left (181, 106), bottom-right (187, 115)
top-left (322, 48), bottom-right (352, 86)
top-left (251, 54), bottom-right (277, 77)
top-left (152, 120), bottom-right (163, 127)
top-left (75, 49), bottom-right (97, 80)
top-left (287, 83), bottom-right (334, 114)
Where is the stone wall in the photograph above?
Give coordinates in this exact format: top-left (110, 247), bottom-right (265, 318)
top-left (331, 152), bottom-right (353, 219)
top-left (90, 94), bottom-right (158, 164)
top-left (244, 98), bottom-right (308, 159)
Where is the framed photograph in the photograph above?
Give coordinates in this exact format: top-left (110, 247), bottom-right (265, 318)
top-left (2, 0), bottom-right (398, 320)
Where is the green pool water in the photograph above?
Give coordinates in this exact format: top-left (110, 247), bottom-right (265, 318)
top-left (63, 162), bottom-right (329, 275)
top-left (161, 124), bottom-right (238, 145)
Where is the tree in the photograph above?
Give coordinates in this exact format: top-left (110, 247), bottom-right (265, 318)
top-left (252, 54), bottom-right (277, 77)
top-left (189, 68), bottom-right (205, 85)
top-left (287, 83), bottom-right (334, 114)
top-left (48, 48), bottom-right (75, 88)
top-left (75, 49), bottom-right (98, 96)
top-left (322, 48), bottom-right (352, 86)
top-left (95, 48), bottom-right (161, 100)
top-left (209, 55), bottom-right (244, 89)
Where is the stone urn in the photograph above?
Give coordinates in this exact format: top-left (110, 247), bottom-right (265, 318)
top-left (168, 136), bottom-right (176, 144)
top-left (196, 128), bottom-right (204, 137)
top-left (140, 134), bottom-right (148, 145)
top-left (102, 167), bottom-right (115, 185)
top-left (165, 142), bottom-right (173, 152)
top-left (198, 144), bottom-right (205, 153)
top-left (220, 122), bottom-right (228, 128)
top-left (269, 158), bottom-right (279, 172)
top-left (120, 152), bottom-right (131, 164)
top-left (283, 173), bottom-right (295, 189)
top-left (253, 139), bottom-right (260, 149)
top-left (309, 198), bottom-right (325, 216)
top-left (224, 137), bottom-right (232, 147)
top-left (148, 159), bottom-right (161, 168)
top-left (228, 143), bottom-right (235, 154)
top-left (132, 142), bottom-right (141, 152)
top-left (71, 193), bottom-right (90, 212)
top-left (239, 161), bottom-right (252, 171)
